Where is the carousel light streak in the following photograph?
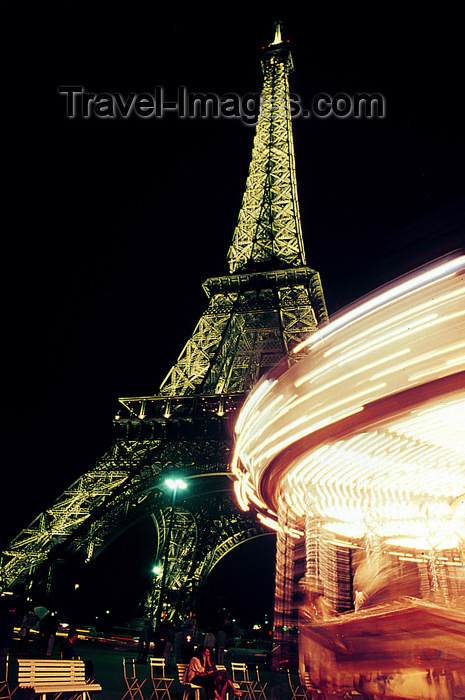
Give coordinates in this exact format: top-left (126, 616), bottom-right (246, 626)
top-left (233, 472), bottom-right (251, 512)
top-left (234, 378), bottom-right (276, 435)
top-left (370, 340), bottom-right (465, 380)
top-left (293, 349), bottom-right (409, 402)
top-left (257, 512), bottom-right (303, 538)
top-left (294, 328), bottom-right (417, 388)
top-left (255, 404), bottom-right (366, 465)
top-left (319, 285), bottom-right (463, 360)
top-left (398, 556), bottom-right (425, 563)
top-left (234, 393), bottom-right (286, 449)
top-left (327, 314), bottom-right (435, 370)
top-left (388, 400), bottom-right (465, 455)
top-left (321, 281), bottom-right (465, 367)
top-left (284, 491), bottom-right (305, 518)
top-left (409, 353), bottom-right (465, 381)
top-left (233, 255), bottom-right (465, 554)
top-left (239, 299), bottom-right (463, 483)
top-left (293, 253), bottom-right (465, 354)
top-left (245, 488), bottom-right (268, 510)
top-left (328, 312), bottom-right (441, 373)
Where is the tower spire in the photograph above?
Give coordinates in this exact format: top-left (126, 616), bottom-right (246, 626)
top-left (227, 22), bottom-right (306, 273)
top-left (272, 19), bottom-right (283, 45)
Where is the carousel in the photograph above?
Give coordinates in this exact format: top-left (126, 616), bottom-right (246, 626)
top-left (232, 254), bottom-right (465, 699)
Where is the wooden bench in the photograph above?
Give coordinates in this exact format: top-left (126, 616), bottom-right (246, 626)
top-left (18, 658), bottom-right (102, 699)
top-left (176, 663), bottom-right (203, 700)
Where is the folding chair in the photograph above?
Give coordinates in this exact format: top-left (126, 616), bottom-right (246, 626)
top-left (286, 669), bottom-right (306, 700)
top-left (149, 658), bottom-right (173, 700)
top-left (251, 666), bottom-right (267, 700)
top-left (230, 663), bottom-right (253, 700)
top-left (122, 657), bottom-right (146, 700)
top-left (0, 654), bottom-right (13, 700)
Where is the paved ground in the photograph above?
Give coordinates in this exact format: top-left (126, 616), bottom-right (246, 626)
top-left (8, 640), bottom-right (294, 700)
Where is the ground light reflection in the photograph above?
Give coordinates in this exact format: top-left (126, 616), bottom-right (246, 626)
top-left (233, 253), bottom-right (465, 699)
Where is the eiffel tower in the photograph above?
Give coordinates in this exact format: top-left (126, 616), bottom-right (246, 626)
top-left (0, 23), bottom-right (327, 621)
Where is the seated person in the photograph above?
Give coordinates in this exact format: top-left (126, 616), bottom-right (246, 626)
top-left (204, 647), bottom-right (242, 698)
top-left (187, 645), bottom-right (220, 700)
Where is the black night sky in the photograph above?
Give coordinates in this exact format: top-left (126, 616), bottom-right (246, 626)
top-left (0, 2), bottom-right (464, 626)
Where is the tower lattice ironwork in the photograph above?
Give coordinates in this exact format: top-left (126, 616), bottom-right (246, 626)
top-left (0, 23), bottom-right (327, 620)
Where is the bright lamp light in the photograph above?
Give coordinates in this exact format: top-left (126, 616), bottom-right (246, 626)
top-left (165, 478), bottom-right (187, 490)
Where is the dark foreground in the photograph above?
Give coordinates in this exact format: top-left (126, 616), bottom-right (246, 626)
top-left (6, 640), bottom-right (292, 700)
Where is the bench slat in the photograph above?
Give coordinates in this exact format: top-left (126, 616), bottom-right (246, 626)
top-left (18, 675), bottom-right (87, 680)
top-left (18, 671), bottom-right (86, 676)
top-left (18, 670), bottom-right (86, 674)
top-left (18, 660), bottom-right (86, 670)
top-left (31, 684), bottom-right (102, 692)
top-left (19, 680), bottom-right (87, 685)
top-left (17, 659), bottom-right (100, 696)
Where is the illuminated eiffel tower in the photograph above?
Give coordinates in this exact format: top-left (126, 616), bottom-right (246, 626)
top-left (0, 23), bottom-right (327, 620)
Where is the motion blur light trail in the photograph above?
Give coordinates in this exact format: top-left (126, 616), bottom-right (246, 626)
top-left (233, 253), bottom-right (465, 551)
top-left (233, 253), bottom-right (465, 698)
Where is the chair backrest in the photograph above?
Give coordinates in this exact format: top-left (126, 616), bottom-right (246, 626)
top-left (123, 658), bottom-right (138, 682)
top-left (287, 669), bottom-right (298, 690)
top-left (231, 663), bottom-right (249, 682)
top-left (150, 657), bottom-right (167, 679)
top-left (176, 663), bottom-right (189, 685)
top-left (0, 655), bottom-right (8, 684)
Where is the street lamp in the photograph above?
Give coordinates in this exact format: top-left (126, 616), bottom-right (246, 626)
top-left (149, 565), bottom-right (162, 619)
top-left (154, 478), bottom-right (187, 631)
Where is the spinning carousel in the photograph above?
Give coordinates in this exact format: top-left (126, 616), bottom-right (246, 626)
top-left (232, 254), bottom-right (465, 699)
